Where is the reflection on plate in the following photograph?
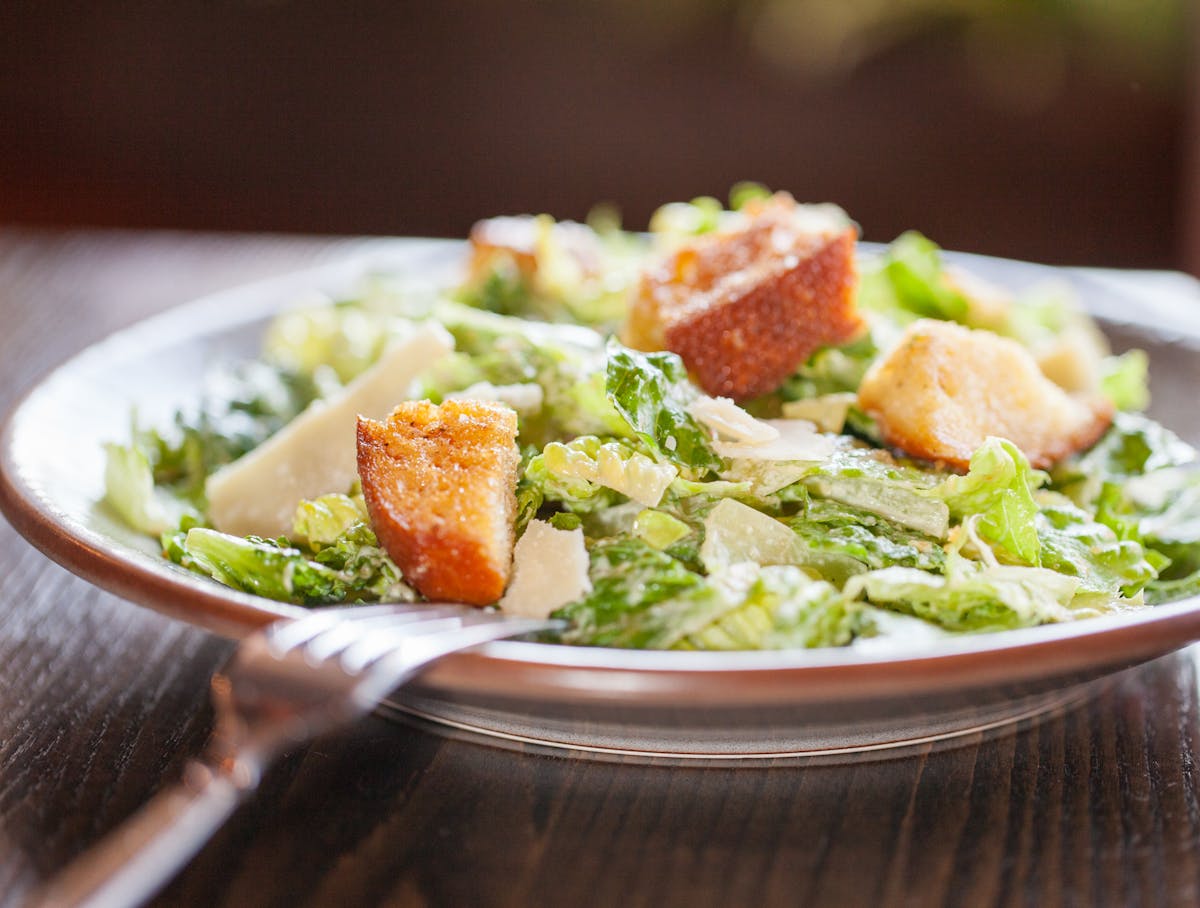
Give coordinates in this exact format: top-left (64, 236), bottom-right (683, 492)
top-left (3, 239), bottom-right (1200, 760)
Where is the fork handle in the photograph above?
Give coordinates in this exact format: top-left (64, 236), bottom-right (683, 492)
top-left (28, 761), bottom-right (248, 908)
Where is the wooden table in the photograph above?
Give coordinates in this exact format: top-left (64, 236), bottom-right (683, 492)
top-left (2, 228), bottom-right (1200, 908)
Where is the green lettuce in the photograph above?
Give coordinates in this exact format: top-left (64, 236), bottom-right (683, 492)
top-left (552, 538), bottom-right (721, 648)
top-left (604, 340), bottom-right (723, 474)
top-left (807, 447), bottom-right (949, 538)
top-left (1036, 501), bottom-right (1160, 599)
top-left (164, 492), bottom-right (411, 605)
top-left (291, 492), bottom-right (369, 549)
top-left (857, 232), bottom-right (969, 323)
top-left (425, 301), bottom-right (628, 445)
top-left (1106, 467), bottom-right (1200, 602)
top-left (103, 442), bottom-right (188, 536)
top-left (523, 437), bottom-right (630, 514)
top-left (931, 438), bottom-right (1044, 564)
top-left (1100, 349), bottom-right (1150, 412)
top-left (676, 566), bottom-right (872, 650)
top-left (132, 362), bottom-right (325, 509)
top-left (166, 525), bottom-right (412, 605)
top-left (845, 557), bottom-right (1080, 633)
top-left (786, 498), bottom-right (947, 575)
top-left (1052, 412), bottom-right (1196, 507)
top-left (554, 539), bottom-right (872, 650)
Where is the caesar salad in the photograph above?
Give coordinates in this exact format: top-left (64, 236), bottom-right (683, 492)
top-left (101, 187), bottom-right (1200, 651)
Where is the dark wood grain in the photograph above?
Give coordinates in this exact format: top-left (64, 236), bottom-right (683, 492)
top-left (2, 230), bottom-right (1200, 908)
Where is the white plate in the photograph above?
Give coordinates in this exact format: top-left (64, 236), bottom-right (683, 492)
top-left (4, 239), bottom-right (1200, 761)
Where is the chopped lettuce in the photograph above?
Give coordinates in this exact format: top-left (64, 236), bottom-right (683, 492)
top-left (676, 566), bottom-right (872, 650)
top-left (1036, 501), bottom-right (1160, 599)
top-left (423, 301), bottom-right (627, 446)
top-left (1100, 349), bottom-right (1150, 412)
top-left (291, 492), bottom-right (369, 549)
top-left (167, 522), bottom-right (411, 605)
top-left (604, 341), bottom-right (723, 474)
top-left (130, 362), bottom-right (326, 508)
top-left (524, 437), bottom-right (633, 514)
top-left (845, 557), bottom-right (1080, 633)
top-left (857, 232), bottom-right (969, 324)
top-left (1102, 467), bottom-right (1200, 601)
top-left (555, 539), bottom-right (872, 651)
top-left (779, 334), bottom-right (879, 400)
top-left (786, 499), bottom-right (947, 575)
top-left (552, 538), bottom-right (723, 648)
top-left (648, 196), bottom-right (726, 240)
top-left (263, 303), bottom-right (396, 384)
top-left (1052, 412), bottom-right (1196, 507)
top-left (455, 214), bottom-right (644, 330)
top-left (808, 474), bottom-right (949, 539)
top-left (103, 442), bottom-right (188, 536)
top-left (807, 447), bottom-right (949, 538)
top-left (930, 438), bottom-right (1045, 565)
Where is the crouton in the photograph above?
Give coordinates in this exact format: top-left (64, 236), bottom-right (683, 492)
top-left (856, 319), bottom-right (1112, 471)
top-left (467, 215), bottom-right (603, 286)
top-left (356, 399), bottom-right (520, 606)
top-left (623, 193), bottom-right (864, 401)
top-left (944, 266), bottom-right (1111, 394)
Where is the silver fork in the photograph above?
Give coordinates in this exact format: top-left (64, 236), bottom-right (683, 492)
top-left (31, 603), bottom-right (560, 908)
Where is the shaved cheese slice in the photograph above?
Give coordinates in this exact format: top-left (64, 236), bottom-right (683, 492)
top-left (206, 322), bottom-right (454, 537)
top-left (780, 393), bottom-right (857, 434)
top-left (713, 419), bottom-right (835, 462)
top-left (500, 519), bottom-right (592, 618)
top-left (700, 498), bottom-right (803, 573)
top-left (689, 396), bottom-right (779, 444)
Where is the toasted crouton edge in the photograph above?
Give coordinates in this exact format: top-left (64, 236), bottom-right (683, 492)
top-left (356, 400), bottom-right (520, 606)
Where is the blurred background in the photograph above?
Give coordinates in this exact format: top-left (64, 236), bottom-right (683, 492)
top-left (1, 0), bottom-right (1195, 270)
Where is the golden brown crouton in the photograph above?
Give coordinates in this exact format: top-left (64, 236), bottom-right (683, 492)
top-left (357, 399), bottom-right (520, 606)
top-left (856, 319), bottom-right (1112, 471)
top-left (467, 215), bottom-right (603, 286)
top-left (623, 193), bottom-right (864, 401)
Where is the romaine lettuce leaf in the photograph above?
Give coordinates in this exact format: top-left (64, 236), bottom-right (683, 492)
top-left (103, 442), bottom-right (189, 536)
top-left (1100, 349), bottom-right (1150, 412)
top-left (1036, 501), bottom-right (1159, 599)
top-left (779, 334), bottom-right (879, 400)
top-left (930, 438), bottom-right (1045, 564)
top-left (552, 538), bottom-right (722, 648)
top-left (456, 214), bottom-right (642, 330)
top-left (857, 232), bottom-right (969, 323)
top-left (1052, 412), bottom-right (1196, 507)
top-left (555, 538), bottom-right (872, 650)
top-left (166, 521), bottom-right (411, 605)
top-left (806, 447), bottom-right (949, 538)
top-left (676, 565), bottom-right (872, 650)
top-left (524, 437), bottom-right (637, 514)
top-left (845, 557), bottom-right (1079, 632)
top-left (424, 301), bottom-right (630, 445)
top-left (291, 492), bottom-right (369, 550)
top-left (262, 303), bottom-right (399, 384)
top-left (605, 340), bottom-right (723, 474)
top-left (1106, 467), bottom-right (1200, 602)
top-left (133, 362), bottom-right (326, 509)
top-left (786, 498), bottom-right (947, 574)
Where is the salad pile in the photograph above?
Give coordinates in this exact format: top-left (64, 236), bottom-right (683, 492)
top-left (103, 187), bottom-right (1200, 651)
